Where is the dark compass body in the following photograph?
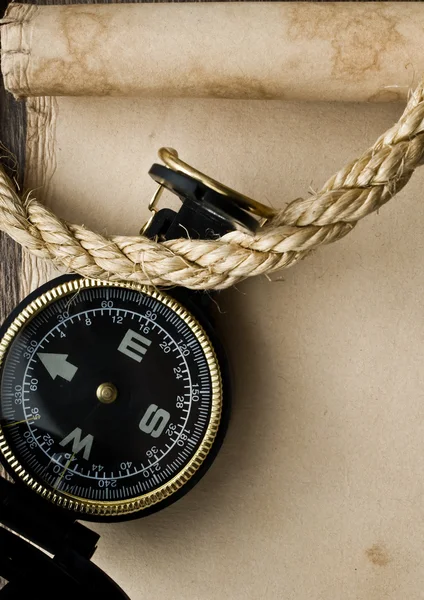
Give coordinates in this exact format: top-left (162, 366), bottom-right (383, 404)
top-left (0, 276), bottom-right (228, 519)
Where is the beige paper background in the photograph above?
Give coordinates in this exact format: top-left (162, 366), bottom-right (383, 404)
top-left (3, 2), bottom-right (424, 599)
top-left (21, 96), bottom-right (424, 600)
top-left (2, 2), bottom-right (424, 102)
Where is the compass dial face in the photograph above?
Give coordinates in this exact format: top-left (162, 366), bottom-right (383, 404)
top-left (0, 278), bottom-right (222, 518)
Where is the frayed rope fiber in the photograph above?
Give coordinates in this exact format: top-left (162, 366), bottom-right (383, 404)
top-left (2, 82), bottom-right (424, 290)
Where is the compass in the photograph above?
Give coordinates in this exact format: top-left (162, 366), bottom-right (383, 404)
top-left (0, 276), bottom-right (227, 519)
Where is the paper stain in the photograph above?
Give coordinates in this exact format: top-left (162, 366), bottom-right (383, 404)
top-left (32, 6), bottom-right (116, 96)
top-left (366, 544), bottom-right (391, 567)
top-left (286, 3), bottom-right (405, 88)
top-left (59, 5), bottom-right (281, 100)
top-left (17, 3), bottom-right (411, 101)
top-left (182, 67), bottom-right (281, 100)
top-left (31, 6), bottom-right (283, 100)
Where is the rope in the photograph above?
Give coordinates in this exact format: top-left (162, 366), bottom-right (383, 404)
top-left (2, 82), bottom-right (424, 290)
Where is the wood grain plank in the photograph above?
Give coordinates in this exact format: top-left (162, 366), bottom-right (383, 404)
top-left (0, 58), bottom-right (25, 323)
top-left (0, 50), bottom-right (26, 590)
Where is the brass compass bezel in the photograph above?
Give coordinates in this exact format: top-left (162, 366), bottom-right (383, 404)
top-left (0, 278), bottom-right (222, 517)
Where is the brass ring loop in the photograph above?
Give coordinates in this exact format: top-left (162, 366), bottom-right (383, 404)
top-left (159, 147), bottom-right (276, 220)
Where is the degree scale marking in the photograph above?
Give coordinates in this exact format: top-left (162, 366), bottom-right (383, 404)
top-left (19, 305), bottom-right (200, 480)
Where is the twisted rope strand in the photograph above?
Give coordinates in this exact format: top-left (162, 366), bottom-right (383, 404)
top-left (2, 81), bottom-right (424, 290)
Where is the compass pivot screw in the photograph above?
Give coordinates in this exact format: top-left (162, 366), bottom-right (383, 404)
top-left (96, 382), bottom-right (118, 404)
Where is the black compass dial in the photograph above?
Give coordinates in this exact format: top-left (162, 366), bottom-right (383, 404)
top-left (0, 277), bottom-right (223, 518)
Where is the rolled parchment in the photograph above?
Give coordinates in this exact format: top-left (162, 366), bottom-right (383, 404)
top-left (2, 1), bottom-right (424, 101)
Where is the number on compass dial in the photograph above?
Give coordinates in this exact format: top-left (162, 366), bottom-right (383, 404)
top-left (0, 278), bottom-right (222, 518)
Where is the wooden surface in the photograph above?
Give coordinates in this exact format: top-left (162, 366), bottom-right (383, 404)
top-left (0, 69), bottom-right (25, 321)
top-left (0, 63), bottom-right (25, 590)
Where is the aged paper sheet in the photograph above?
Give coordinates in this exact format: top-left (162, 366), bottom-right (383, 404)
top-left (2, 3), bottom-right (424, 600)
top-left (18, 94), bottom-right (424, 600)
top-left (2, 2), bottom-right (424, 102)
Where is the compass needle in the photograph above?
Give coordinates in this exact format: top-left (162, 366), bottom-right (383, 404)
top-left (53, 452), bottom-right (76, 490)
top-left (2, 415), bottom-right (38, 428)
